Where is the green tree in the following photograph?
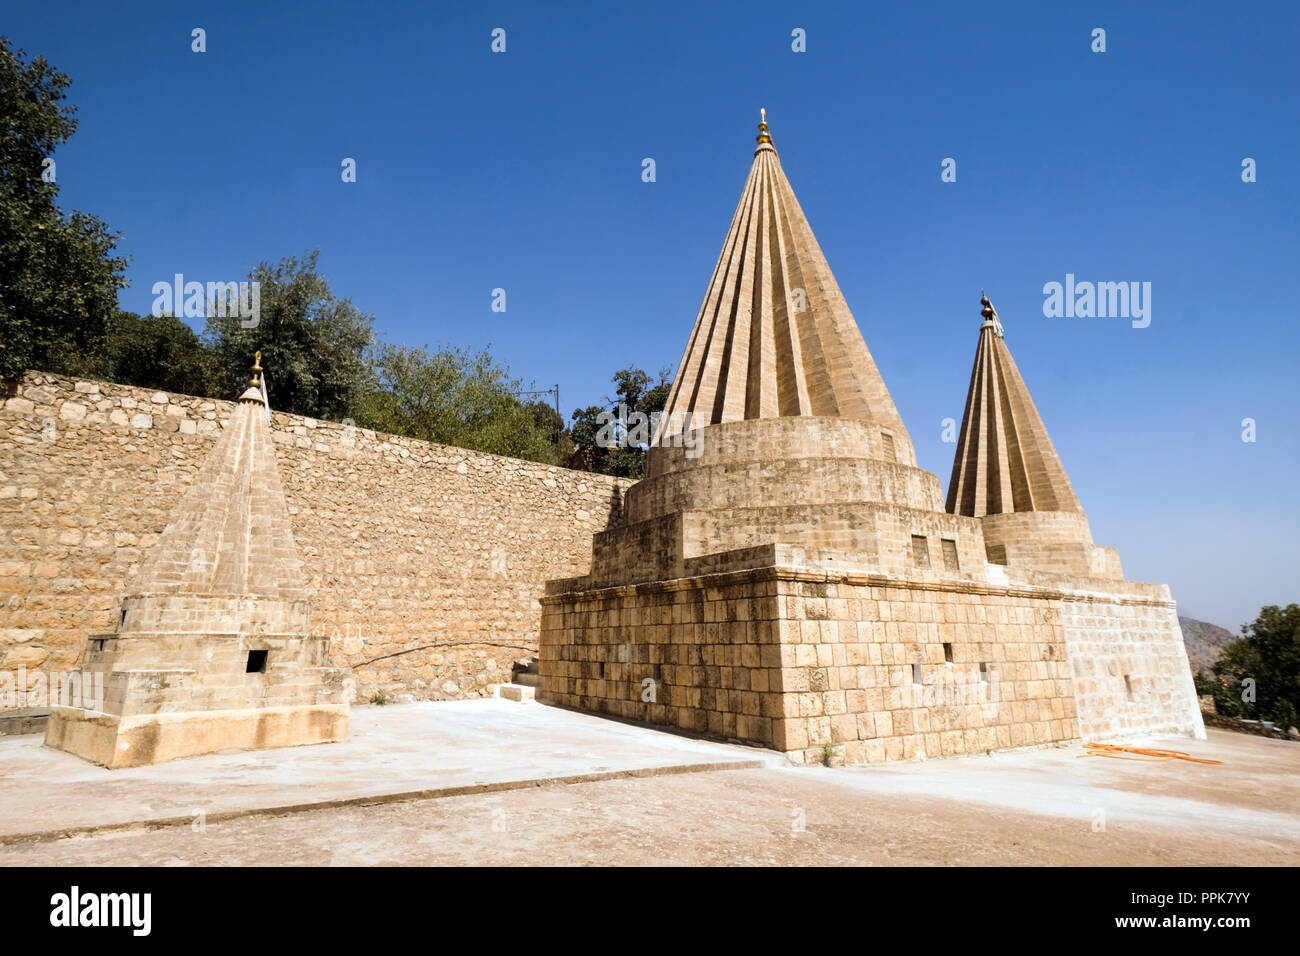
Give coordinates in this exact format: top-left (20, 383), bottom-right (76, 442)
top-left (0, 38), bottom-right (127, 380)
top-left (354, 342), bottom-right (556, 463)
top-left (1213, 604), bottom-right (1300, 728)
top-left (525, 398), bottom-right (564, 444)
top-left (641, 368), bottom-right (672, 417)
top-left (566, 365), bottom-right (674, 479)
top-left (610, 367), bottom-right (651, 412)
top-left (206, 252), bottom-right (374, 420)
top-left (106, 311), bottom-right (215, 396)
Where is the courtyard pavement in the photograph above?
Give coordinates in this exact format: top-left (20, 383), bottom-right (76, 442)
top-left (0, 723), bottom-right (1294, 865)
top-left (0, 698), bottom-right (772, 844)
top-left (1, 702), bottom-right (1295, 865)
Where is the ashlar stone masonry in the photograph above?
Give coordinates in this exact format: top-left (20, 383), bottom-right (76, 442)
top-left (539, 116), bottom-right (1204, 764)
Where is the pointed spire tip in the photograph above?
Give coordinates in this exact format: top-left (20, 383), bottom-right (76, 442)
top-left (980, 291), bottom-right (1004, 338)
top-left (756, 108), bottom-right (772, 146)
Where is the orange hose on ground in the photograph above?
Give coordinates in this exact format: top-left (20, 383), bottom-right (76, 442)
top-left (1077, 742), bottom-right (1223, 765)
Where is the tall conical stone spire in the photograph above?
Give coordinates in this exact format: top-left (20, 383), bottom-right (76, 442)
top-left (543, 125), bottom-right (1203, 765)
top-left (946, 293), bottom-right (1082, 517)
top-left (135, 351), bottom-right (309, 599)
top-left (658, 111), bottom-right (908, 440)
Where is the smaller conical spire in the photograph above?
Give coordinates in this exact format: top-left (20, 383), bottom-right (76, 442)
top-left (134, 354), bottom-right (309, 599)
top-left (947, 291), bottom-right (1081, 517)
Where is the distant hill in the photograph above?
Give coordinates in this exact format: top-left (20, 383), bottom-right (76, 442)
top-left (1178, 616), bottom-right (1239, 676)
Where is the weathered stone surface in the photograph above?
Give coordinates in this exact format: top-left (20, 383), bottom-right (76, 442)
top-left (42, 381), bottom-right (354, 767)
top-left (947, 302), bottom-right (1082, 517)
top-left (539, 120), bottom-right (1203, 763)
top-left (0, 372), bottom-right (629, 709)
top-left (657, 135), bottom-right (911, 457)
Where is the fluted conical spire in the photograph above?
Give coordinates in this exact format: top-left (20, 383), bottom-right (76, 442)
top-left (135, 353), bottom-right (310, 599)
top-left (946, 293), bottom-right (1082, 517)
top-left (658, 112), bottom-right (908, 440)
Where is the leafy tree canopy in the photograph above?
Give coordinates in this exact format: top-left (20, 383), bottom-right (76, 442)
top-left (0, 37), bottom-right (127, 380)
top-left (566, 365), bottom-right (673, 478)
top-left (354, 342), bottom-right (557, 464)
top-left (1210, 603), bottom-right (1300, 728)
top-left (206, 251), bottom-right (374, 420)
top-left (107, 311), bottom-right (215, 397)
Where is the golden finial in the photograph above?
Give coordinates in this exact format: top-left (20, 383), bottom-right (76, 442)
top-left (248, 350), bottom-right (263, 388)
top-left (756, 107), bottom-right (772, 145)
top-left (980, 290), bottom-right (1004, 337)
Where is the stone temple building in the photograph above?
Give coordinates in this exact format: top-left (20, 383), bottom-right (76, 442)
top-left (44, 356), bottom-right (349, 768)
top-left (539, 114), bottom-right (1204, 764)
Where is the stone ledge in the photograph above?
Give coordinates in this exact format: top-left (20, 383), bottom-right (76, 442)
top-left (0, 708), bottom-right (48, 737)
top-left (540, 559), bottom-right (1178, 610)
top-left (45, 703), bottom-right (349, 768)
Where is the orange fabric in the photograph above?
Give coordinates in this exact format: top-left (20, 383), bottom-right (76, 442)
top-left (1077, 742), bottom-right (1223, 765)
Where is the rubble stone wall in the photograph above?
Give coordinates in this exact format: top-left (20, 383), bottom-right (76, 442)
top-left (0, 371), bottom-right (629, 709)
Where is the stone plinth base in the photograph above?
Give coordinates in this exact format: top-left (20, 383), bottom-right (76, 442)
top-left (540, 548), bottom-right (1204, 765)
top-left (45, 704), bottom-right (349, 769)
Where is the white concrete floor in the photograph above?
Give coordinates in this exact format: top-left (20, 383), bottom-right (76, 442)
top-left (0, 699), bottom-right (770, 842)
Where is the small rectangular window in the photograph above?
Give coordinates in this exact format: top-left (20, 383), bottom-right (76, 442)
top-left (911, 535), bottom-right (930, 569)
top-left (941, 538), bottom-right (959, 570)
top-left (943, 642), bottom-right (953, 663)
top-left (979, 662), bottom-right (989, 683)
top-left (986, 543), bottom-right (1008, 566)
top-left (1124, 675), bottom-right (1133, 700)
top-left (911, 662), bottom-right (923, 685)
top-left (246, 650), bottom-right (267, 673)
top-left (881, 432), bottom-right (897, 462)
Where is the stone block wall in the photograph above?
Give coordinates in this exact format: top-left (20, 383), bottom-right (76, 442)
top-left (765, 574), bottom-right (1080, 763)
top-left (1061, 594), bottom-right (1204, 739)
top-left (979, 511), bottom-right (1122, 580)
top-left (0, 372), bottom-right (629, 709)
top-left (541, 555), bottom-right (1203, 764)
top-left (541, 565), bottom-right (1082, 763)
top-left (540, 570), bottom-right (787, 746)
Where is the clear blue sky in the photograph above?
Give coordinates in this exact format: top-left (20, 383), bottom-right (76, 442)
top-left (9, 1), bottom-right (1298, 631)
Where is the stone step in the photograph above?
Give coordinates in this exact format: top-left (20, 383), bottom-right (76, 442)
top-left (515, 672), bottom-right (541, 688)
top-left (497, 683), bottom-right (536, 702)
top-left (0, 709), bottom-right (48, 737)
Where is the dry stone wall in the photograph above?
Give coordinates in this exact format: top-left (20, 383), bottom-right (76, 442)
top-left (0, 372), bottom-right (629, 709)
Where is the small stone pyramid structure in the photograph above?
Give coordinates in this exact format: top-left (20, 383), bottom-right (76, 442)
top-left (45, 355), bottom-right (349, 768)
top-left (541, 114), bottom-right (1202, 763)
